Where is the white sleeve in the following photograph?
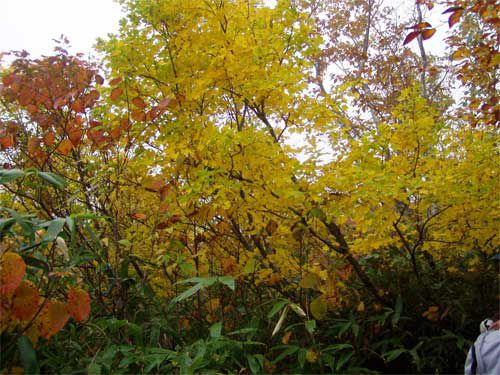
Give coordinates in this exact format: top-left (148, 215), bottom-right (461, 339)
top-left (464, 345), bottom-right (474, 375)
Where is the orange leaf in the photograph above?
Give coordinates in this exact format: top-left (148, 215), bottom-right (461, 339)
top-left (448, 11), bottom-right (462, 28)
top-left (71, 99), bottom-right (85, 113)
top-left (67, 288), bottom-right (91, 322)
top-left (2, 73), bottom-right (16, 86)
top-left (27, 137), bottom-right (41, 155)
top-left (43, 132), bottom-right (56, 147)
top-left (57, 139), bottom-right (73, 156)
top-left (89, 90), bottom-right (100, 102)
top-left (120, 117), bottom-right (131, 131)
top-left (109, 77), bottom-right (122, 86)
top-left (131, 110), bottom-right (146, 122)
top-left (132, 97), bottom-right (146, 109)
top-left (0, 253), bottom-right (26, 296)
top-left (12, 280), bottom-right (40, 321)
top-left (109, 126), bottom-right (122, 140)
top-left (412, 22), bottom-right (432, 29)
top-left (422, 28), bottom-right (436, 40)
top-left (0, 134), bottom-right (15, 149)
top-left (68, 128), bottom-right (83, 146)
top-left (132, 213), bottom-right (147, 220)
top-left (403, 31), bottom-right (421, 45)
top-left (110, 87), bottom-right (123, 101)
top-left (37, 300), bottom-right (69, 339)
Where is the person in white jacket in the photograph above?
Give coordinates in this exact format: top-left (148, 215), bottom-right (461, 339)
top-left (464, 317), bottom-right (500, 375)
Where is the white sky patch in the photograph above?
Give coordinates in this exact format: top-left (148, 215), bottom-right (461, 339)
top-left (0, 0), bottom-right (123, 62)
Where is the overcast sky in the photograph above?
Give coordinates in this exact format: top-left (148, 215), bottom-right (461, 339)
top-left (0, 0), bottom-right (447, 65)
top-left (0, 0), bottom-right (123, 62)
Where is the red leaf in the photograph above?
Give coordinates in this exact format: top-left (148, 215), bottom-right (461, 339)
top-left (442, 6), bottom-right (463, 14)
top-left (0, 253), bottom-right (26, 296)
top-left (67, 288), bottom-right (91, 322)
top-left (403, 31), bottom-right (421, 45)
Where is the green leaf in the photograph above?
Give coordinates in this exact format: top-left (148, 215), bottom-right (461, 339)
top-left (227, 327), bottom-right (258, 336)
top-left (272, 345), bottom-right (299, 364)
top-left (0, 217), bottom-right (15, 234)
top-left (170, 282), bottom-right (204, 305)
top-left (4, 208), bottom-right (34, 237)
top-left (392, 295), bottom-right (403, 327)
top-left (336, 350), bottom-right (354, 371)
top-left (66, 216), bottom-right (75, 236)
top-left (18, 336), bottom-right (40, 375)
top-left (0, 169), bottom-right (25, 184)
top-left (267, 299), bottom-right (288, 319)
top-left (246, 354), bottom-right (260, 374)
top-left (297, 348), bottom-right (307, 369)
top-left (384, 348), bottom-right (407, 362)
top-left (118, 239), bottom-right (132, 247)
top-left (23, 255), bottom-right (50, 273)
top-left (351, 322), bottom-right (360, 337)
top-left (37, 171), bottom-right (67, 188)
top-left (310, 297), bottom-right (328, 320)
top-left (178, 276), bottom-right (217, 287)
top-left (310, 207), bottom-right (326, 221)
top-left (144, 354), bottom-right (170, 373)
top-left (243, 258), bottom-right (257, 274)
top-left (210, 322), bottom-right (222, 338)
top-left (218, 276), bottom-right (235, 290)
top-left (41, 218), bottom-right (66, 243)
top-left (324, 343), bottom-right (353, 353)
top-left (88, 363), bottom-right (102, 375)
top-left (305, 320), bottom-right (316, 335)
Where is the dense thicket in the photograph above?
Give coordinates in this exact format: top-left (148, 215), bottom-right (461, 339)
top-left (1, 0), bottom-right (498, 373)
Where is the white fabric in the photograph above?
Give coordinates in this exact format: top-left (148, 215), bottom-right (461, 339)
top-left (464, 329), bottom-right (500, 375)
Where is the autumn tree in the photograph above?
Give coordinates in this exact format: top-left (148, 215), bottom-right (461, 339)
top-left (0, 0), bottom-right (498, 373)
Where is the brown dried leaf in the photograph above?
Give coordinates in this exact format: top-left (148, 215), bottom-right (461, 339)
top-left (403, 31), bottom-right (421, 45)
top-left (110, 87), bottom-right (123, 101)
